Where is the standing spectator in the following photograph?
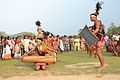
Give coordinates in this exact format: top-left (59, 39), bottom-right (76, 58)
top-left (0, 36), bottom-right (3, 59)
top-left (59, 37), bottom-right (64, 53)
top-left (62, 35), bottom-right (69, 52)
top-left (74, 36), bottom-right (80, 51)
top-left (80, 37), bottom-right (85, 50)
top-left (23, 35), bottom-right (30, 53)
top-left (53, 36), bottom-right (59, 50)
top-left (2, 36), bottom-right (11, 59)
top-left (14, 36), bottom-right (21, 59)
top-left (9, 37), bottom-right (15, 58)
top-left (69, 36), bottom-right (74, 51)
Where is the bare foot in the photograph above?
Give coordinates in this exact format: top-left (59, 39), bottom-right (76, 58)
top-left (97, 64), bottom-right (108, 71)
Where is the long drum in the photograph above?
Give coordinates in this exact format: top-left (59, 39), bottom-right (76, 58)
top-left (79, 25), bottom-right (99, 46)
top-left (22, 56), bottom-right (56, 63)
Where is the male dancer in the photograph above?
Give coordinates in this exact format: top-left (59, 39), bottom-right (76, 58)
top-left (89, 2), bottom-right (106, 70)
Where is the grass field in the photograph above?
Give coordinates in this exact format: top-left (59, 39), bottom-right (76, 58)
top-left (0, 50), bottom-right (120, 79)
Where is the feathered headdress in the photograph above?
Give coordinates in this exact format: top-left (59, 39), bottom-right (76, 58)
top-left (35, 20), bottom-right (41, 27)
top-left (95, 1), bottom-right (104, 15)
top-left (91, 1), bottom-right (104, 16)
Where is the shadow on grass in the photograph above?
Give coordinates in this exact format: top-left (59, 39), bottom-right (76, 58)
top-left (15, 59), bottom-right (35, 70)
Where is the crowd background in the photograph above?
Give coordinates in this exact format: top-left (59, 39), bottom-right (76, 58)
top-left (0, 33), bottom-right (86, 59)
top-left (0, 32), bottom-right (120, 60)
top-left (105, 34), bottom-right (120, 56)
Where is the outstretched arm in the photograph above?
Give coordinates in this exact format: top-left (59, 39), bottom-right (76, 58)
top-left (25, 46), bottom-right (36, 55)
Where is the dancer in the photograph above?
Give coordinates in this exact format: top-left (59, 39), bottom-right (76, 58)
top-left (89, 1), bottom-right (106, 70)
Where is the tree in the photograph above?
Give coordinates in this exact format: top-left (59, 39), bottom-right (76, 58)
top-left (107, 23), bottom-right (120, 34)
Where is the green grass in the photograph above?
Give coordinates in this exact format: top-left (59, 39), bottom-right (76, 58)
top-left (0, 50), bottom-right (120, 78)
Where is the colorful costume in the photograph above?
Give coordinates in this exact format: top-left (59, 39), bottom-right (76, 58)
top-left (92, 21), bottom-right (105, 48)
top-left (2, 40), bottom-right (11, 59)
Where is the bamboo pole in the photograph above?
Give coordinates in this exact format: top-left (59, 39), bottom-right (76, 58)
top-left (21, 56), bottom-right (56, 63)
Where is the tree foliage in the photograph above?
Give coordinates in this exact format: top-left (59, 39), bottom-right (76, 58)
top-left (107, 23), bottom-right (120, 34)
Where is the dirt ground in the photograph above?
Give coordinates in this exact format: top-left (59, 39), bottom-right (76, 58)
top-left (1, 62), bottom-right (119, 80)
top-left (1, 74), bottom-right (120, 80)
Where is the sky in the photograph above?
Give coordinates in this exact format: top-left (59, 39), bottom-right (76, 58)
top-left (0, 0), bottom-right (120, 35)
